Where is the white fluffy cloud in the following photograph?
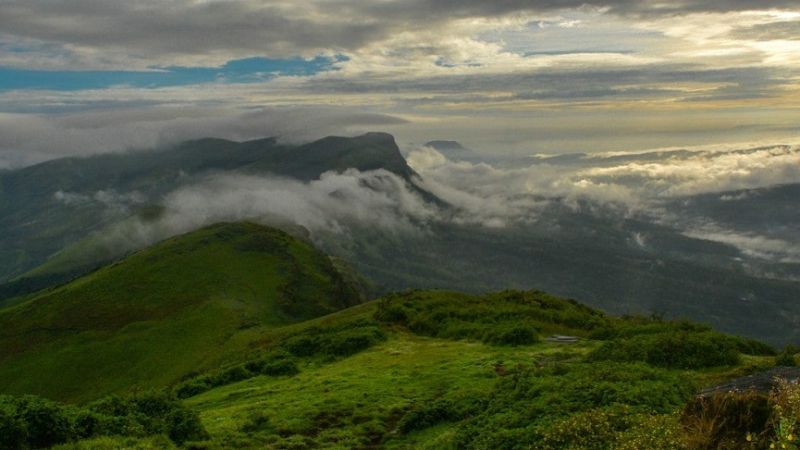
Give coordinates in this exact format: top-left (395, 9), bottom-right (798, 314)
top-left (583, 144), bottom-right (800, 196)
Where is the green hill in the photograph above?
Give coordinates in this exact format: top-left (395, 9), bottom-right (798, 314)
top-left (0, 222), bottom-right (363, 402)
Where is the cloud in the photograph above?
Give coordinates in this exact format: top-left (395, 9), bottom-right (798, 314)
top-left (159, 170), bottom-right (438, 236)
top-left (684, 224), bottom-right (800, 262)
top-left (54, 189), bottom-right (145, 212)
top-left (583, 144), bottom-right (800, 197)
top-left (403, 142), bottom-right (800, 227)
top-left (72, 169), bottom-right (444, 257)
top-left (48, 139), bottom-right (800, 269)
top-left (0, 107), bottom-right (408, 168)
top-left (2, 1), bottom-right (798, 70)
top-left (730, 20), bottom-right (800, 41)
top-left (406, 146), bottom-right (643, 220)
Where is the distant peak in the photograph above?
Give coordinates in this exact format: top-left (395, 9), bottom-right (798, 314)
top-left (317, 132), bottom-right (397, 146)
top-left (425, 140), bottom-right (466, 151)
top-left (359, 131), bottom-right (396, 141)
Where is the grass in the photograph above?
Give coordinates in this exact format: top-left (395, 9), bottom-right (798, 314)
top-left (0, 222), bottom-right (363, 402)
top-left (171, 290), bottom-right (773, 449)
top-left (187, 333), bottom-right (581, 449)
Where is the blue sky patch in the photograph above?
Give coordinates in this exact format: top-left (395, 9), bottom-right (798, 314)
top-left (0, 55), bottom-right (344, 91)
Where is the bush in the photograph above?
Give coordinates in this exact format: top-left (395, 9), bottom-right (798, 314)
top-left (0, 402), bottom-right (27, 450)
top-left (646, 332), bottom-right (741, 369)
top-left (175, 353), bottom-right (300, 399)
top-left (482, 325), bottom-right (538, 346)
top-left (249, 359), bottom-right (300, 377)
top-left (8, 395), bottom-right (72, 449)
top-left (449, 362), bottom-right (695, 449)
top-left (0, 391), bottom-right (205, 449)
top-left (589, 331), bottom-right (741, 369)
top-left (88, 391), bottom-right (207, 444)
top-left (281, 321), bottom-right (386, 359)
top-left (775, 349), bottom-right (797, 367)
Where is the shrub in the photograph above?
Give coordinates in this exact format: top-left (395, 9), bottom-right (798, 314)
top-left (0, 391), bottom-right (205, 449)
top-left (646, 332), bottom-right (740, 369)
top-left (775, 349), bottom-right (797, 367)
top-left (482, 325), bottom-right (538, 346)
top-left (281, 321), bottom-right (386, 359)
top-left (175, 353), bottom-right (300, 399)
top-left (681, 392), bottom-right (772, 449)
top-left (88, 391), bottom-right (207, 444)
top-left (282, 334), bottom-right (318, 357)
top-left (589, 331), bottom-right (741, 369)
top-left (12, 395), bottom-right (73, 449)
top-left (175, 380), bottom-right (211, 400)
top-left (0, 402), bottom-right (27, 450)
top-left (253, 359), bottom-right (300, 377)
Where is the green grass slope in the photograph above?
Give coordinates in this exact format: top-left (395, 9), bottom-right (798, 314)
top-left (175, 290), bottom-right (778, 449)
top-left (0, 288), bottom-right (786, 449)
top-left (0, 222), bottom-right (363, 402)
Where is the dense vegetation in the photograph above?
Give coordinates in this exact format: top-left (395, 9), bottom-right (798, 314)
top-left (0, 392), bottom-right (205, 449)
top-left (176, 290), bottom-right (784, 448)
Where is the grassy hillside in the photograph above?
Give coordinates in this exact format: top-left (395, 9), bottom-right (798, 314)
top-left (173, 290), bottom-right (781, 449)
top-left (0, 288), bottom-right (792, 449)
top-left (0, 222), bottom-right (363, 402)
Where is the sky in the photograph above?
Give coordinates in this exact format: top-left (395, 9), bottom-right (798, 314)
top-left (1, 0), bottom-right (800, 167)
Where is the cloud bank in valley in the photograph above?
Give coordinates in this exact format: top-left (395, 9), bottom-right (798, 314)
top-left (404, 142), bottom-right (800, 261)
top-left (45, 137), bottom-right (800, 268)
top-left (406, 142), bottom-right (800, 207)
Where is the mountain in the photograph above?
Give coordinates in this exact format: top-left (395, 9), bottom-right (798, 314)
top-left (424, 139), bottom-right (483, 162)
top-left (0, 222), bottom-right (364, 402)
top-left (2, 132), bottom-right (799, 346)
top-left (0, 132), bottom-right (415, 284)
top-left (248, 132), bottom-right (415, 181)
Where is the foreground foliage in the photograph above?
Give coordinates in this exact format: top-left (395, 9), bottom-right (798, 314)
top-left (0, 392), bottom-right (205, 450)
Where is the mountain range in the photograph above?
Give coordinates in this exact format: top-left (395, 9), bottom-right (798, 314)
top-left (1, 132), bottom-right (798, 346)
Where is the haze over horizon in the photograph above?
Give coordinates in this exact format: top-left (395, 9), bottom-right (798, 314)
top-left (1, 0), bottom-right (800, 168)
